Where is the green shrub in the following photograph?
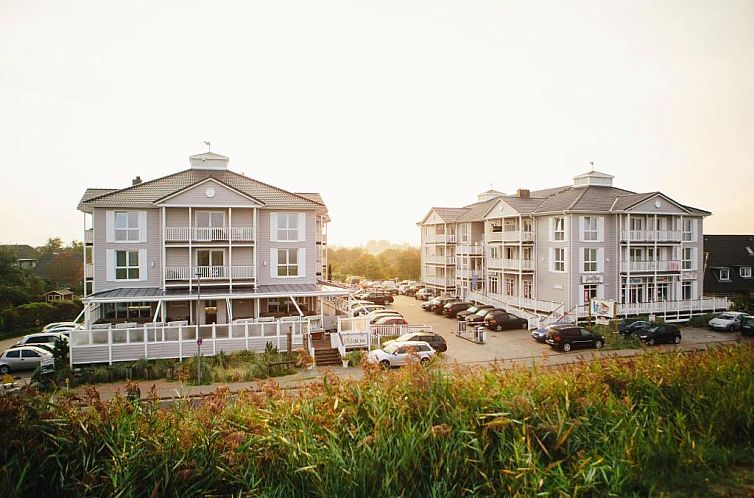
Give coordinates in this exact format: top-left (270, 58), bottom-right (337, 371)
top-left (688, 312), bottom-right (720, 328)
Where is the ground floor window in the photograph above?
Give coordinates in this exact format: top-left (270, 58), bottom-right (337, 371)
top-left (505, 277), bottom-right (515, 296)
top-left (581, 284), bottom-right (598, 304)
top-left (682, 281), bottom-right (693, 300)
top-left (489, 275), bottom-right (500, 295)
top-left (267, 297), bottom-right (298, 315)
top-left (523, 280), bottom-right (532, 299)
top-left (103, 301), bottom-right (153, 320)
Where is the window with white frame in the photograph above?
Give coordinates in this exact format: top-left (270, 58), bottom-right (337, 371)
top-left (115, 211), bottom-right (139, 241)
top-left (682, 281), bottom-right (693, 300)
top-left (505, 277), bottom-right (515, 296)
top-left (682, 248), bottom-right (693, 270)
top-left (277, 249), bottom-right (299, 277)
top-left (277, 213), bottom-right (299, 241)
top-left (523, 280), bottom-right (532, 298)
top-left (583, 248), bottom-right (597, 272)
top-left (554, 217), bottom-right (565, 241)
top-left (741, 267), bottom-right (752, 278)
top-left (115, 250), bottom-right (139, 280)
top-left (489, 274), bottom-right (500, 294)
top-left (582, 284), bottom-right (598, 303)
top-left (554, 248), bottom-right (565, 272)
top-left (682, 219), bottom-right (693, 241)
top-left (583, 216), bottom-right (598, 241)
top-left (719, 268), bottom-right (730, 281)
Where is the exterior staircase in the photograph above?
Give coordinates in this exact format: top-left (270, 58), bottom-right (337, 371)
top-left (312, 337), bottom-right (342, 366)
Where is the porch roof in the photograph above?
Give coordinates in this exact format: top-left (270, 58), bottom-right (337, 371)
top-left (83, 283), bottom-right (352, 303)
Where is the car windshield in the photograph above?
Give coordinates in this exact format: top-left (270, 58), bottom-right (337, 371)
top-left (717, 314), bottom-right (736, 320)
top-left (383, 343), bottom-right (400, 354)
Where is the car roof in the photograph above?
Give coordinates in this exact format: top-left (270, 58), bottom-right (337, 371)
top-left (390, 340), bottom-right (431, 347)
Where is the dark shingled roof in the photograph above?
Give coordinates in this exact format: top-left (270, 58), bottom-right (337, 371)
top-left (703, 235), bottom-right (754, 296)
top-left (79, 169), bottom-right (323, 211)
top-left (0, 244), bottom-right (40, 261)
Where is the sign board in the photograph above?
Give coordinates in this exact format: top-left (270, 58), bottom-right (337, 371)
top-left (581, 275), bottom-right (604, 284)
top-left (196, 337), bottom-right (203, 346)
top-left (40, 357), bottom-right (55, 375)
top-left (681, 272), bottom-right (697, 281)
top-left (596, 317), bottom-right (609, 326)
top-left (590, 299), bottom-right (616, 318)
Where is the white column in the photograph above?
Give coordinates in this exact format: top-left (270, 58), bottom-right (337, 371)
top-left (228, 207), bottom-right (233, 292)
top-left (161, 206), bottom-right (166, 290)
top-left (188, 207), bottom-right (193, 293)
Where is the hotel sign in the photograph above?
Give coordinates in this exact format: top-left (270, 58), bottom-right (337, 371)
top-left (590, 299), bottom-right (616, 318)
top-left (581, 275), bottom-right (603, 284)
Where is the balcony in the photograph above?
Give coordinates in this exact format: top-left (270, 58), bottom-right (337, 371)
top-left (502, 231), bottom-right (535, 242)
top-left (487, 258), bottom-right (534, 271)
top-left (84, 229), bottom-right (93, 244)
top-left (620, 230), bottom-right (682, 243)
top-left (164, 265), bottom-right (256, 281)
top-left (423, 276), bottom-right (455, 288)
top-left (164, 227), bottom-right (255, 243)
top-left (455, 244), bottom-right (484, 256)
top-left (425, 255), bottom-right (456, 265)
top-left (620, 260), bottom-right (682, 272)
top-left (84, 263), bottom-right (94, 279)
top-left (457, 269), bottom-right (483, 279)
top-left (424, 234), bottom-right (457, 244)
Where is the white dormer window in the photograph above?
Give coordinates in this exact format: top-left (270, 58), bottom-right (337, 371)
top-left (719, 268), bottom-right (730, 281)
top-left (277, 213), bottom-right (298, 241)
top-left (741, 267), bottom-right (752, 278)
top-left (554, 217), bottom-right (565, 241)
top-left (115, 211), bottom-right (139, 241)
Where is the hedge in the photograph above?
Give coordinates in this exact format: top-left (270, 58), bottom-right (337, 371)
top-left (0, 300), bottom-right (83, 332)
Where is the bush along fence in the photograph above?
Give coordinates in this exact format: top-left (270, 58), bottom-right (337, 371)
top-left (1, 343), bottom-right (753, 497)
top-left (0, 300), bottom-right (83, 332)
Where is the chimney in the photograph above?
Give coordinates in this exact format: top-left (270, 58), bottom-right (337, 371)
top-left (132, 176), bottom-right (142, 186)
top-left (516, 189), bottom-right (530, 198)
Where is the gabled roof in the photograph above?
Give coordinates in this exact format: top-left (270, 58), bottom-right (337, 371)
top-left (79, 169), bottom-right (323, 212)
top-left (703, 235), bottom-right (754, 295)
top-left (46, 289), bottom-right (73, 296)
top-left (296, 193), bottom-right (331, 222)
top-left (154, 176), bottom-right (265, 205)
top-left (457, 198), bottom-right (499, 222)
top-left (0, 244), bottom-right (39, 261)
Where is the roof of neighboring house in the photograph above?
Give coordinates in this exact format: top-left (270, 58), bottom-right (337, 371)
top-left (0, 244), bottom-right (40, 261)
top-left (79, 169), bottom-right (324, 212)
top-left (45, 289), bottom-right (74, 296)
top-left (703, 235), bottom-right (754, 295)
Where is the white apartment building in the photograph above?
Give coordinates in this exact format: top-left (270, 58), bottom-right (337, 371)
top-left (419, 171), bottom-right (729, 322)
top-left (72, 151), bottom-right (349, 365)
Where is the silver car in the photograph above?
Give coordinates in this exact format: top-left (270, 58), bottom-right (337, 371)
top-left (0, 346), bottom-right (53, 374)
top-left (16, 332), bottom-right (68, 348)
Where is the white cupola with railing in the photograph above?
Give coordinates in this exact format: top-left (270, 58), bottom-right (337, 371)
top-left (573, 170), bottom-right (613, 188)
top-left (189, 152), bottom-right (229, 170)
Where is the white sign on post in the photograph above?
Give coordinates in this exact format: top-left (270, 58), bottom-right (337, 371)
top-left (590, 299), bottom-right (616, 318)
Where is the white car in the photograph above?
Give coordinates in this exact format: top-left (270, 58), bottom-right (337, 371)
top-left (43, 322), bottom-right (80, 332)
top-left (352, 305), bottom-right (385, 316)
top-left (367, 340), bottom-right (436, 369)
top-left (16, 332), bottom-right (68, 348)
top-left (708, 312), bottom-right (749, 332)
top-left (0, 346), bottom-right (53, 374)
top-left (368, 311), bottom-right (404, 323)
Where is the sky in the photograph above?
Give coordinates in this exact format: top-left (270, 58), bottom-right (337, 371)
top-left (1, 0), bottom-right (752, 248)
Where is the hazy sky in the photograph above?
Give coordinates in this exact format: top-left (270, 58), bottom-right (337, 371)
top-left (1, 0), bottom-right (752, 247)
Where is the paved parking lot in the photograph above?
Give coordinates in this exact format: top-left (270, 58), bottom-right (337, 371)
top-left (389, 295), bottom-right (743, 368)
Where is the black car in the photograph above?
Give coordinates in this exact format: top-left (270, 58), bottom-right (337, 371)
top-left (362, 292), bottom-right (394, 306)
top-left (638, 324), bottom-right (681, 345)
top-left (484, 311), bottom-right (528, 331)
top-left (465, 308), bottom-right (505, 326)
top-left (424, 296), bottom-right (458, 312)
top-left (456, 305), bottom-right (493, 321)
top-left (618, 319), bottom-right (652, 337)
top-left (545, 325), bottom-right (605, 352)
top-left (435, 299), bottom-right (462, 314)
top-left (742, 316), bottom-right (754, 337)
top-left (385, 332), bottom-right (448, 353)
top-left (443, 302), bottom-right (473, 318)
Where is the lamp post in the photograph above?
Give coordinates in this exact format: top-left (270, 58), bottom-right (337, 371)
top-left (195, 268), bottom-right (202, 383)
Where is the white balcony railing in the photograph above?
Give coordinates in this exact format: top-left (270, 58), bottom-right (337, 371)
top-left (84, 229), bottom-right (93, 244)
top-left (455, 244), bottom-right (484, 256)
top-left (486, 232), bottom-right (503, 242)
top-left (457, 269), bottom-right (483, 279)
top-left (424, 234), bottom-right (457, 244)
top-left (84, 263), bottom-right (94, 279)
top-left (425, 255), bottom-right (456, 265)
top-left (617, 297), bottom-right (729, 317)
top-left (620, 260), bottom-right (682, 272)
top-left (423, 276), bottom-right (455, 288)
top-left (621, 230), bottom-right (682, 243)
top-left (502, 231), bottom-right (535, 242)
top-left (164, 265), bottom-right (256, 280)
top-left (164, 227), bottom-right (255, 242)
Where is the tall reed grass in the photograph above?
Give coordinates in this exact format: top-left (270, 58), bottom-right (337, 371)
top-left (1, 344), bottom-right (753, 497)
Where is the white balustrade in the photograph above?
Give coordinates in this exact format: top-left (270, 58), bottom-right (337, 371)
top-left (620, 260), bottom-right (682, 272)
top-left (164, 226), bottom-right (255, 242)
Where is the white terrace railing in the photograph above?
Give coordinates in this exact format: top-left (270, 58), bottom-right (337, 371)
top-left (620, 230), bottom-right (682, 243)
top-left (164, 265), bottom-right (256, 280)
top-left (336, 316), bottom-right (432, 349)
top-left (620, 260), bottom-right (682, 272)
top-left (164, 227), bottom-right (255, 242)
top-left (70, 317), bottom-right (317, 365)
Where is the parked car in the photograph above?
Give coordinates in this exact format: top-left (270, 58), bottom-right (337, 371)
top-left (545, 325), bottom-right (605, 352)
top-left (465, 308), bottom-right (505, 326)
top-left (352, 305), bottom-right (385, 316)
top-left (384, 331), bottom-right (447, 353)
top-left (741, 315), bottom-right (754, 337)
top-left (708, 312), bottom-right (748, 332)
top-left (9, 343), bottom-right (55, 354)
top-left (531, 326), bottom-right (548, 342)
top-left (43, 322), bottom-right (80, 332)
top-left (415, 288), bottom-right (434, 301)
top-left (427, 296), bottom-right (459, 312)
top-left (373, 316), bottom-right (409, 326)
top-left (404, 285), bottom-right (423, 297)
top-left (16, 332), bottom-right (68, 348)
top-left (362, 292), bottom-right (394, 306)
top-left (421, 296), bottom-right (446, 311)
top-left (367, 341), bottom-right (436, 369)
top-left (443, 302), bottom-right (473, 318)
top-left (618, 319), bottom-right (653, 337)
top-left (484, 311), bottom-right (528, 331)
top-left (456, 304), bottom-right (493, 321)
top-left (368, 311), bottom-right (404, 323)
top-left (0, 346), bottom-right (53, 374)
top-left (638, 324), bottom-right (682, 345)
top-left (435, 298), bottom-right (461, 314)
top-left (398, 284), bottom-right (410, 295)
top-left (382, 281), bottom-right (399, 295)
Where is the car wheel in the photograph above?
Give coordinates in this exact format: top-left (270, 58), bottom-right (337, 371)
top-left (647, 338), bottom-right (655, 346)
top-left (562, 342), bottom-right (572, 352)
top-left (379, 360), bottom-right (390, 370)
top-left (0, 365), bottom-right (9, 375)
top-left (420, 357), bottom-right (430, 367)
top-left (495, 324), bottom-right (503, 332)
top-left (594, 340), bottom-right (603, 349)
top-left (673, 335), bottom-right (681, 344)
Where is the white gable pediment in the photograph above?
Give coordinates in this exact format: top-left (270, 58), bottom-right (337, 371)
top-left (625, 193), bottom-right (688, 215)
top-left (423, 210), bottom-right (445, 225)
top-left (484, 199), bottom-right (519, 219)
top-left (157, 179), bottom-right (263, 207)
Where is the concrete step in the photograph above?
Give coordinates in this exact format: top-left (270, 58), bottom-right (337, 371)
top-left (314, 347), bottom-right (342, 366)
